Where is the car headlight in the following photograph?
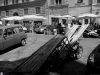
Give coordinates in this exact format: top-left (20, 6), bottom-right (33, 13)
top-left (40, 28), bottom-right (44, 32)
top-left (89, 53), bottom-right (95, 64)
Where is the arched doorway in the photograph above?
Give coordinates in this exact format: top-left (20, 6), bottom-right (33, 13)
top-left (13, 12), bottom-right (19, 16)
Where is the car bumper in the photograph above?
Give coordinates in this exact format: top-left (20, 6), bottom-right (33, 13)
top-left (87, 60), bottom-right (100, 74)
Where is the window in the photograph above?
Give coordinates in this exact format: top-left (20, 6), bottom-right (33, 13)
top-left (97, 0), bottom-right (100, 3)
top-left (22, 0), bottom-right (29, 3)
top-left (12, 0), bottom-right (14, 4)
top-left (14, 20), bottom-right (19, 24)
top-left (36, 7), bottom-right (40, 14)
top-left (56, 0), bottom-right (59, 4)
top-left (55, 0), bottom-right (62, 5)
top-left (6, 11), bottom-right (9, 16)
top-left (77, 0), bottom-right (83, 3)
top-left (13, 27), bottom-right (19, 34)
top-left (4, 0), bottom-right (8, 5)
top-left (88, 0), bottom-right (92, 5)
top-left (24, 8), bottom-right (28, 15)
top-left (22, 0), bottom-right (24, 3)
top-left (4, 28), bottom-right (12, 36)
top-left (85, 19), bottom-right (88, 24)
top-left (18, 27), bottom-right (23, 32)
top-left (12, 0), bottom-right (18, 4)
top-left (26, 0), bottom-right (29, 2)
top-left (15, 0), bottom-right (18, 4)
top-left (59, 0), bottom-right (62, 4)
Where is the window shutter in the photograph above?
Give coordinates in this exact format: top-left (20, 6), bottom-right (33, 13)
top-left (24, 8), bottom-right (28, 15)
top-left (97, 0), bottom-right (100, 3)
top-left (88, 0), bottom-right (92, 5)
top-left (6, 11), bottom-right (9, 16)
top-left (36, 7), bottom-right (40, 14)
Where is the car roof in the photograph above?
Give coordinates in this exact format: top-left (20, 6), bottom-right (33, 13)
top-left (0, 24), bottom-right (22, 30)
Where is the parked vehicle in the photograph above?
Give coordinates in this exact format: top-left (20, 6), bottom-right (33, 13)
top-left (0, 25), bottom-right (27, 51)
top-left (34, 25), bottom-right (47, 33)
top-left (87, 44), bottom-right (100, 74)
top-left (22, 26), bottom-right (27, 33)
top-left (43, 25), bottom-right (54, 35)
top-left (83, 29), bottom-right (99, 38)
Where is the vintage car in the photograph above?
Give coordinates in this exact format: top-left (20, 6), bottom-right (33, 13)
top-left (87, 44), bottom-right (100, 74)
top-left (34, 25), bottom-right (47, 33)
top-left (0, 25), bottom-right (27, 51)
top-left (22, 26), bottom-right (27, 33)
top-left (83, 29), bottom-right (99, 38)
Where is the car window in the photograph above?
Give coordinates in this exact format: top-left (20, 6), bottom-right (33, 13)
top-left (18, 26), bottom-right (23, 32)
top-left (4, 28), bottom-right (12, 36)
top-left (13, 27), bottom-right (19, 34)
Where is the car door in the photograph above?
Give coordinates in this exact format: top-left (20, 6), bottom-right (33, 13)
top-left (12, 27), bottom-right (21, 44)
top-left (3, 28), bottom-right (15, 49)
top-left (18, 26), bottom-right (25, 41)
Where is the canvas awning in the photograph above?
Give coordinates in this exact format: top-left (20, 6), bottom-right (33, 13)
top-left (51, 15), bottom-right (74, 18)
top-left (78, 13), bottom-right (100, 18)
top-left (1, 16), bottom-right (24, 21)
top-left (22, 15), bottom-right (47, 20)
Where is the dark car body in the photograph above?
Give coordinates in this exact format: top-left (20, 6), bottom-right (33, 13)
top-left (0, 25), bottom-right (27, 51)
top-left (83, 29), bottom-right (99, 38)
top-left (43, 25), bottom-right (54, 35)
top-left (87, 44), bottom-right (100, 74)
top-left (34, 25), bottom-right (47, 33)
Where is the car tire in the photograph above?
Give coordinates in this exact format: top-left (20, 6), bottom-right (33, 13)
top-left (21, 39), bottom-right (26, 46)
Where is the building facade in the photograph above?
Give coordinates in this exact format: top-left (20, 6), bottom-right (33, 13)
top-left (1, 0), bottom-right (100, 25)
top-left (0, 0), bottom-right (48, 26)
top-left (67, 0), bottom-right (100, 16)
top-left (0, 0), bottom-right (69, 25)
top-left (48, 0), bottom-right (69, 25)
top-left (0, 0), bottom-right (46, 17)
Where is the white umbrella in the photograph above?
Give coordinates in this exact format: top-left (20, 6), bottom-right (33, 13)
top-left (60, 15), bottom-right (73, 18)
top-left (22, 15), bottom-right (47, 20)
top-left (1, 16), bottom-right (24, 21)
top-left (50, 15), bottom-right (74, 19)
top-left (78, 13), bottom-right (100, 18)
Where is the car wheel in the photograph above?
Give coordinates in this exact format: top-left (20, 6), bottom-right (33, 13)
top-left (21, 39), bottom-right (26, 46)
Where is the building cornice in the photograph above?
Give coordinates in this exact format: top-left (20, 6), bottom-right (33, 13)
top-left (49, 4), bottom-right (69, 9)
top-left (69, 4), bottom-right (100, 8)
top-left (0, 0), bottom-right (46, 11)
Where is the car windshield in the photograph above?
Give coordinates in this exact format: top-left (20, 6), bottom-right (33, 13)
top-left (0, 29), bottom-right (3, 37)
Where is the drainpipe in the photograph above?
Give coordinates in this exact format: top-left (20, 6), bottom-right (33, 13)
top-left (47, 0), bottom-right (50, 25)
top-left (90, 0), bottom-right (93, 25)
top-left (90, 0), bottom-right (92, 13)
